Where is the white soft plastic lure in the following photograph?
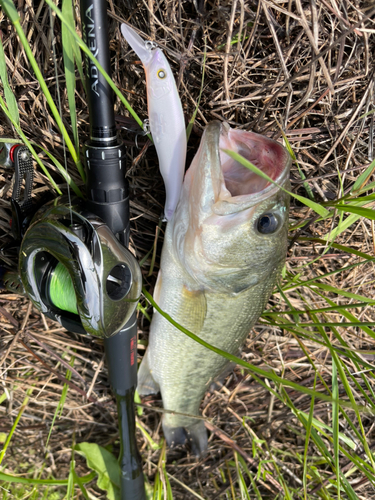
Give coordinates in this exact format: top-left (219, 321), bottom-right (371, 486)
top-left (121, 24), bottom-right (187, 221)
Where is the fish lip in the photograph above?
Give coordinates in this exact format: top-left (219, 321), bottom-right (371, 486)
top-left (213, 123), bottom-right (291, 215)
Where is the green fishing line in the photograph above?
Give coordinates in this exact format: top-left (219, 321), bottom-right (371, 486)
top-left (49, 262), bottom-right (78, 314)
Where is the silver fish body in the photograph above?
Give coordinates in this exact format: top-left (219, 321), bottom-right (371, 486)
top-left (138, 121), bottom-right (291, 454)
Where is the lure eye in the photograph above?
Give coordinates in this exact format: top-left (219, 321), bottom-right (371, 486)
top-left (256, 213), bottom-right (279, 234)
top-left (157, 69), bottom-right (167, 79)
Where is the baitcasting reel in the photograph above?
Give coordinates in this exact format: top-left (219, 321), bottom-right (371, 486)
top-left (18, 197), bottom-right (142, 338)
top-left (1, 140), bottom-right (142, 339)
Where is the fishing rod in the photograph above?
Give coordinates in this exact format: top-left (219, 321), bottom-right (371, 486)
top-left (0, 0), bottom-right (146, 498)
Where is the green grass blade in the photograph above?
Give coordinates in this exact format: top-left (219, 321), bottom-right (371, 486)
top-left (136, 421), bottom-right (161, 451)
top-left (350, 156), bottom-right (375, 194)
top-left (306, 282), bottom-right (375, 306)
top-left (0, 387), bottom-right (33, 465)
top-left (332, 359), bottom-right (340, 499)
top-left (221, 148), bottom-right (330, 217)
top-left (279, 129), bottom-right (315, 201)
top-left (333, 204), bottom-right (375, 220)
top-left (61, 0), bottom-right (80, 154)
top-left (66, 457), bottom-right (75, 499)
top-left (283, 256), bottom-right (375, 293)
top-left (42, 0), bottom-right (145, 132)
top-left (340, 474), bottom-right (360, 500)
top-left (34, 144), bottom-right (83, 197)
top-left (72, 470), bottom-right (91, 500)
top-left (303, 374), bottom-right (316, 500)
top-left (0, 0), bottom-right (84, 178)
top-left (46, 355), bottom-right (75, 447)
top-left (0, 471), bottom-right (94, 486)
top-left (234, 453), bottom-right (251, 500)
top-left (237, 455), bottom-right (263, 500)
top-left (321, 212), bottom-right (361, 241)
top-left (186, 45), bottom-right (206, 142)
top-left (0, 94), bottom-right (63, 194)
top-left (0, 34), bottom-right (19, 125)
top-left (311, 312), bottom-right (375, 473)
top-left (142, 288), bottom-right (353, 407)
top-left (295, 236), bottom-right (373, 260)
top-left (263, 301), bottom-right (370, 316)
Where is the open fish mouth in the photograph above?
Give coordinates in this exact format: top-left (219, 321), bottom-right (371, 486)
top-left (218, 124), bottom-right (290, 203)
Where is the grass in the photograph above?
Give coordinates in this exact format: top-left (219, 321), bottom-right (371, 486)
top-left (0, 0), bottom-right (375, 498)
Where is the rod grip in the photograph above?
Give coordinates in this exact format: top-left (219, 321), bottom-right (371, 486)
top-left (104, 312), bottom-right (146, 500)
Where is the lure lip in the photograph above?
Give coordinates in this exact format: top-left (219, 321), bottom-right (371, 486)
top-left (121, 23), bottom-right (153, 66)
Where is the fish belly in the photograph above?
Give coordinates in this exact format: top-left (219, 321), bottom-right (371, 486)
top-left (138, 229), bottom-right (278, 454)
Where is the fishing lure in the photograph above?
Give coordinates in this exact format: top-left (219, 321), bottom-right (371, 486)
top-left (121, 24), bottom-right (187, 221)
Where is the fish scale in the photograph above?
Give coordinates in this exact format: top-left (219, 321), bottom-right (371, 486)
top-left (138, 121), bottom-right (291, 454)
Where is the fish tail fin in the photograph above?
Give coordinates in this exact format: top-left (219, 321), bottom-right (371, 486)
top-left (137, 350), bottom-right (160, 395)
top-left (162, 416), bottom-right (208, 456)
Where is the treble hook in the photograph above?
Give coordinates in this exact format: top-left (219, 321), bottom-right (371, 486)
top-left (120, 120), bottom-right (149, 149)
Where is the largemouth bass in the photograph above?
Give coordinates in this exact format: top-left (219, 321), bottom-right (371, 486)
top-left (138, 121), bottom-right (291, 454)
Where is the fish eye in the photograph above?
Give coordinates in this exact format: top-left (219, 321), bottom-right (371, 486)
top-left (157, 69), bottom-right (167, 79)
top-left (256, 213), bottom-right (279, 234)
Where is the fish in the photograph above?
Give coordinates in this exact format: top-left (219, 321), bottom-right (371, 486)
top-left (121, 24), bottom-right (186, 221)
top-left (138, 121), bottom-right (291, 455)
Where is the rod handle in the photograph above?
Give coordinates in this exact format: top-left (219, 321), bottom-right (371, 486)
top-left (104, 312), bottom-right (146, 500)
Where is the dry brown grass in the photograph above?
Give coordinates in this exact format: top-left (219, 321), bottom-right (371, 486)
top-left (1, 0), bottom-right (375, 498)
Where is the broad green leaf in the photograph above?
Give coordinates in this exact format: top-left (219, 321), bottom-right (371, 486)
top-left (75, 442), bottom-right (121, 500)
top-left (221, 149), bottom-right (330, 217)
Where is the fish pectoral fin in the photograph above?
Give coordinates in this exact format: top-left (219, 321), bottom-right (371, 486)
top-left (137, 350), bottom-right (160, 396)
top-left (181, 285), bottom-right (207, 334)
top-left (153, 270), bottom-right (162, 306)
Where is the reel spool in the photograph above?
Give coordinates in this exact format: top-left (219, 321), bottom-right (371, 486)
top-left (19, 196), bottom-right (142, 338)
